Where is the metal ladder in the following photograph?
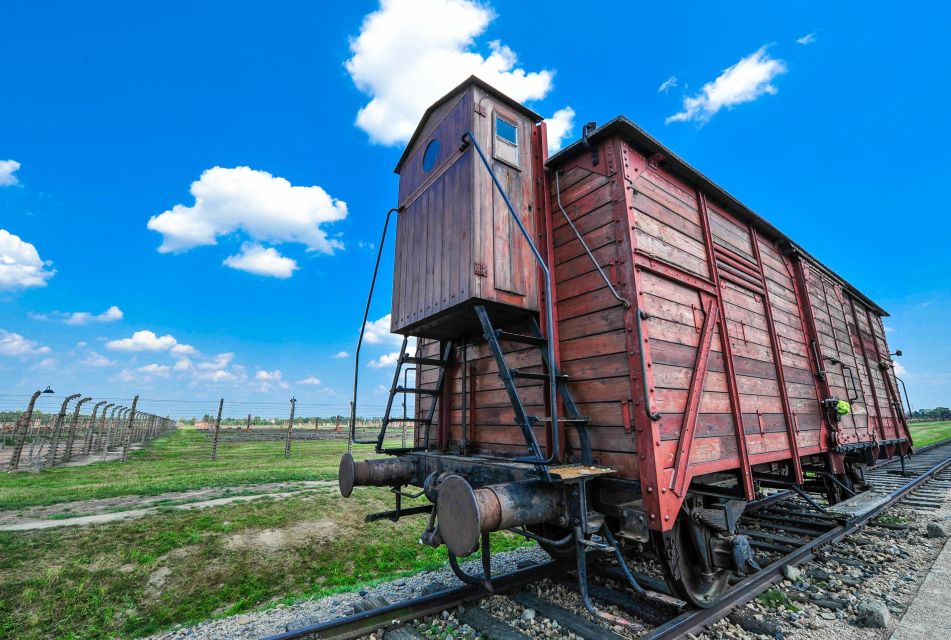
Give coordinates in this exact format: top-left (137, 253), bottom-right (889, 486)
top-left (474, 306), bottom-right (592, 479)
top-left (374, 336), bottom-right (454, 453)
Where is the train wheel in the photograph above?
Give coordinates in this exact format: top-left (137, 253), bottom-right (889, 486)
top-left (527, 524), bottom-right (576, 561)
top-left (653, 516), bottom-right (731, 608)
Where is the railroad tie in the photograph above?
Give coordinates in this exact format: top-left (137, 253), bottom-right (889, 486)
top-left (511, 591), bottom-right (627, 640)
top-left (457, 607), bottom-right (532, 640)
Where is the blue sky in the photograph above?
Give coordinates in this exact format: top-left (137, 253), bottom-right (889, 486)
top-left (1, 0), bottom-right (948, 418)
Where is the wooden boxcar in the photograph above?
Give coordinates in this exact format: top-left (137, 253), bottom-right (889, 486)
top-left (340, 77), bottom-right (912, 609)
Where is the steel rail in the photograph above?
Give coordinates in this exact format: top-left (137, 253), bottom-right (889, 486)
top-left (642, 442), bottom-right (951, 640)
top-left (261, 559), bottom-right (568, 640)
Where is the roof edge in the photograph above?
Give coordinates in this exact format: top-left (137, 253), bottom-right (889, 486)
top-left (394, 75), bottom-right (543, 173)
top-left (547, 116), bottom-right (888, 316)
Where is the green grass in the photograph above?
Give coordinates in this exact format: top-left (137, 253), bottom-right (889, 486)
top-left (0, 430), bottom-right (531, 639)
top-left (909, 421), bottom-right (951, 447)
top-left (0, 429), bottom-right (379, 510)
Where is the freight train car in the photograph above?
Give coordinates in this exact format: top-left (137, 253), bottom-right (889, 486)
top-left (339, 77), bottom-right (912, 612)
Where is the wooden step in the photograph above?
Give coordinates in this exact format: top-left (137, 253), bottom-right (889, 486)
top-left (496, 330), bottom-right (548, 347)
top-left (394, 386), bottom-right (440, 395)
top-left (402, 356), bottom-right (448, 367)
top-left (510, 369), bottom-right (568, 382)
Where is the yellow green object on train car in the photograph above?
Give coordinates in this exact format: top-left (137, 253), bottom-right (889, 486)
top-left (836, 400), bottom-right (851, 416)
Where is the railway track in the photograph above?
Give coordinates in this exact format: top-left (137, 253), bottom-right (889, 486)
top-left (265, 440), bottom-right (951, 640)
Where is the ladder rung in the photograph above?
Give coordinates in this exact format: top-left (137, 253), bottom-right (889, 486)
top-left (496, 331), bottom-right (548, 347)
top-left (529, 416), bottom-right (591, 424)
top-left (384, 418), bottom-right (432, 424)
top-left (394, 386), bottom-right (440, 396)
top-left (402, 356), bottom-right (449, 367)
top-left (511, 370), bottom-right (568, 382)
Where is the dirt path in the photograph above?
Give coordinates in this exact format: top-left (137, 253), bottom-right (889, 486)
top-left (0, 480), bottom-right (335, 531)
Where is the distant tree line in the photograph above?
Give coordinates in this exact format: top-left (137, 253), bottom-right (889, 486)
top-left (910, 407), bottom-right (951, 421)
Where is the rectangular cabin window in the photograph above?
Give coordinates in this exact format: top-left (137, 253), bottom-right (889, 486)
top-left (493, 114), bottom-right (519, 168)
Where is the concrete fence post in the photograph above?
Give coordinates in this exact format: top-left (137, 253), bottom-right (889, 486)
top-left (9, 390), bottom-right (41, 470)
top-left (63, 396), bottom-right (92, 463)
top-left (84, 401), bottom-right (108, 456)
top-left (284, 397), bottom-right (296, 459)
top-left (210, 398), bottom-right (223, 461)
top-left (121, 396), bottom-right (138, 462)
top-left (45, 394), bottom-right (81, 468)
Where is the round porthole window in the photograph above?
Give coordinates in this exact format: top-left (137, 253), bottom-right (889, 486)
top-left (422, 138), bottom-right (440, 172)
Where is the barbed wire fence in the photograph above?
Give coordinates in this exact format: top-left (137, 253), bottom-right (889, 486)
top-left (1, 391), bottom-right (174, 471)
top-left (1, 392), bottom-right (415, 466)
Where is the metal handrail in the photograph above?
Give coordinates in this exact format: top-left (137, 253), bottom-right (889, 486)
top-left (348, 207), bottom-right (401, 452)
top-left (461, 130), bottom-right (559, 466)
top-left (554, 170), bottom-right (629, 309)
top-left (894, 374), bottom-right (913, 418)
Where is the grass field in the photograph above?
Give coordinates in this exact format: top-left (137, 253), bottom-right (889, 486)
top-left (0, 429), bottom-right (527, 640)
top-left (909, 420), bottom-right (951, 447)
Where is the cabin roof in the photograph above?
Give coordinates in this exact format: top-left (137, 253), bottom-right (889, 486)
top-left (546, 116), bottom-right (887, 316)
top-left (394, 75), bottom-right (543, 173)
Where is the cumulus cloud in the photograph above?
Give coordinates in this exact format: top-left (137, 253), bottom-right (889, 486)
top-left (297, 376), bottom-right (321, 385)
top-left (106, 330), bottom-right (178, 352)
top-left (147, 166), bottom-right (347, 259)
top-left (363, 314), bottom-right (403, 345)
top-left (197, 352), bottom-right (235, 371)
top-left (545, 107), bottom-right (575, 153)
top-left (81, 351), bottom-right (116, 367)
top-left (797, 32), bottom-right (817, 45)
top-left (0, 160), bottom-right (21, 186)
top-left (173, 357), bottom-right (193, 371)
top-left (368, 351), bottom-right (401, 369)
top-left (254, 368), bottom-right (289, 392)
top-left (171, 343), bottom-right (197, 356)
top-left (0, 229), bottom-right (56, 290)
top-left (33, 305), bottom-right (124, 325)
top-left (658, 76), bottom-right (678, 93)
top-left (333, 350), bottom-right (350, 359)
top-left (138, 363), bottom-right (172, 377)
top-left (0, 329), bottom-right (51, 356)
top-left (893, 361), bottom-right (908, 376)
top-left (346, 0), bottom-right (562, 145)
top-left (667, 46), bottom-right (788, 124)
top-left (223, 243), bottom-right (298, 279)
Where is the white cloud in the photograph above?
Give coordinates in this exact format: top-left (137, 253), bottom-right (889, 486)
top-left (658, 76), bottom-right (678, 93)
top-left (0, 160), bottom-right (21, 186)
top-left (346, 0), bottom-right (559, 146)
top-left (893, 361), bottom-right (908, 376)
top-left (333, 350), bottom-right (350, 359)
top-left (173, 357), bottom-right (193, 371)
top-left (297, 376), bottom-right (321, 385)
top-left (197, 352), bottom-right (235, 370)
top-left (368, 351), bottom-right (401, 369)
top-left (171, 343), bottom-right (197, 356)
top-left (545, 107), bottom-right (575, 153)
top-left (0, 329), bottom-right (51, 356)
top-left (364, 314), bottom-right (403, 345)
top-left (147, 166), bottom-right (347, 257)
top-left (0, 229), bottom-right (56, 290)
top-left (796, 32), bottom-right (816, 45)
top-left (883, 324), bottom-right (895, 334)
top-left (666, 46), bottom-right (788, 125)
top-left (138, 363), bottom-right (172, 377)
top-left (81, 352), bottom-right (115, 367)
top-left (106, 330), bottom-right (178, 352)
top-left (34, 305), bottom-right (124, 325)
top-left (254, 368), bottom-right (289, 392)
top-left (35, 358), bottom-right (57, 369)
top-left (193, 368), bottom-right (238, 383)
top-left (223, 243), bottom-right (298, 279)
